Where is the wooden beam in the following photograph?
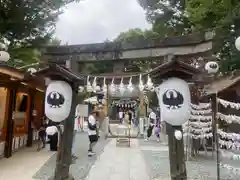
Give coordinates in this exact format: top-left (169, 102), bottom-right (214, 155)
top-left (26, 91), bottom-right (34, 147)
top-left (0, 68), bottom-right (24, 80)
top-left (4, 88), bottom-right (17, 158)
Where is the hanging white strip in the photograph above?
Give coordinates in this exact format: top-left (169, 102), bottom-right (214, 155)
top-left (217, 112), bottom-right (240, 124)
top-left (217, 98), bottom-right (240, 109)
top-left (183, 132), bottom-right (213, 139)
top-left (191, 109), bottom-right (212, 115)
top-left (218, 138), bottom-right (240, 150)
top-left (187, 121), bottom-right (212, 128)
top-left (191, 103), bottom-right (211, 109)
top-left (190, 115), bottom-right (212, 121)
top-left (218, 129), bottom-right (240, 141)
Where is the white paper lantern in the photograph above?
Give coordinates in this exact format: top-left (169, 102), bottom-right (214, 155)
top-left (174, 130), bottom-right (182, 140)
top-left (157, 77), bottom-right (191, 126)
top-left (0, 51), bottom-right (10, 62)
top-left (109, 84), bottom-right (115, 93)
top-left (78, 86), bottom-right (84, 93)
top-left (86, 76), bottom-right (93, 92)
top-left (45, 81), bottom-right (73, 122)
top-left (46, 126), bottom-right (58, 136)
top-left (119, 83), bottom-right (125, 94)
top-left (95, 85), bottom-right (101, 92)
top-left (138, 74), bottom-right (145, 91)
top-left (235, 36), bottom-right (240, 51)
top-left (92, 77), bottom-right (97, 90)
top-left (146, 75), bottom-right (154, 90)
top-left (86, 83), bottom-right (93, 92)
top-left (27, 68), bottom-right (37, 74)
top-left (127, 77), bottom-right (134, 92)
top-left (102, 77), bottom-right (107, 93)
top-left (205, 61), bottom-right (219, 74)
top-left (0, 43), bottom-right (8, 51)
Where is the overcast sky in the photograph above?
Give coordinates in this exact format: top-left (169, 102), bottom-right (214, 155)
top-left (55, 0), bottom-right (151, 45)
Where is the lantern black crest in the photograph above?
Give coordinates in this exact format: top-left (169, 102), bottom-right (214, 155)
top-left (209, 63), bottom-right (218, 69)
top-left (162, 89), bottom-right (184, 109)
top-left (47, 91), bottom-right (65, 108)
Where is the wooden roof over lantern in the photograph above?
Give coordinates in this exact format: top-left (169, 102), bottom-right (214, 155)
top-left (0, 62), bottom-right (44, 91)
top-left (33, 63), bottom-right (85, 85)
top-left (203, 73), bottom-right (240, 96)
top-left (149, 55), bottom-right (203, 84)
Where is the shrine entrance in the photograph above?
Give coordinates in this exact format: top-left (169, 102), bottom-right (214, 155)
top-left (40, 32), bottom-right (214, 139)
top-left (110, 98), bottom-right (139, 123)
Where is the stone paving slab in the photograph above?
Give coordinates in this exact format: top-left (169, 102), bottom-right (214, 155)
top-left (0, 144), bottom-right (55, 180)
top-left (139, 139), bottom-right (240, 180)
top-left (85, 139), bottom-right (149, 180)
top-left (33, 132), bottom-right (110, 180)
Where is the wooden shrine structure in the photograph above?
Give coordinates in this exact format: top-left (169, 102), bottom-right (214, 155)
top-left (204, 72), bottom-right (240, 132)
top-left (0, 63), bottom-right (45, 158)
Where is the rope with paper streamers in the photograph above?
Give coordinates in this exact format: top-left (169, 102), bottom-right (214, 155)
top-left (183, 103), bottom-right (213, 139)
top-left (82, 74), bottom-right (155, 93)
top-left (217, 98), bottom-right (240, 175)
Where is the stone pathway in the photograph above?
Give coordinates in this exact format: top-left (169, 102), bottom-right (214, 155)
top-left (33, 132), bottom-right (110, 180)
top-left (85, 139), bottom-right (149, 180)
top-left (1, 132), bottom-right (238, 180)
top-left (139, 139), bottom-right (239, 180)
top-left (0, 145), bottom-right (55, 180)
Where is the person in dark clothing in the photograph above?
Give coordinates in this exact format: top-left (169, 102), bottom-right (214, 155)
top-left (88, 111), bottom-right (99, 156)
top-left (145, 111), bottom-right (156, 141)
top-left (46, 120), bottom-right (59, 152)
top-left (49, 131), bottom-right (58, 151)
top-left (128, 110), bottom-right (132, 125)
top-left (37, 120), bottom-right (48, 151)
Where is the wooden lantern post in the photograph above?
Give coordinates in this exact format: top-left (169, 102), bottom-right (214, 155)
top-left (167, 124), bottom-right (187, 180)
top-left (150, 56), bottom-right (202, 180)
top-left (34, 64), bottom-right (84, 180)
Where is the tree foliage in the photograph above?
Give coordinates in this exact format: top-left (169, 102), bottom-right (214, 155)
top-left (138, 0), bottom-right (192, 36)
top-left (0, 0), bottom-right (78, 66)
top-left (115, 28), bottom-right (159, 42)
top-left (7, 48), bottom-right (41, 67)
top-left (186, 0), bottom-right (240, 72)
top-left (114, 28), bottom-right (161, 72)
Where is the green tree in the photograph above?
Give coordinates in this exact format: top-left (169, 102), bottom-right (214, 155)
top-left (8, 48), bottom-right (41, 68)
top-left (138, 0), bottom-right (192, 36)
top-left (0, 0), bottom-right (79, 66)
top-left (115, 28), bottom-right (159, 42)
top-left (186, 0), bottom-right (240, 72)
top-left (115, 28), bottom-right (161, 72)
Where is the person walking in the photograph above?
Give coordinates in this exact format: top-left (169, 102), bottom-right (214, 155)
top-left (154, 118), bottom-right (161, 142)
top-left (145, 110), bottom-right (156, 141)
top-left (118, 108), bottom-right (124, 124)
top-left (37, 120), bottom-right (48, 151)
top-left (46, 123), bottom-right (58, 151)
top-left (87, 110), bottom-right (99, 157)
top-left (97, 105), bottom-right (106, 138)
top-left (72, 108), bottom-right (80, 159)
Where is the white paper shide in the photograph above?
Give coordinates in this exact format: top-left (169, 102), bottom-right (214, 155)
top-left (45, 81), bottom-right (73, 122)
top-left (157, 77), bottom-right (191, 126)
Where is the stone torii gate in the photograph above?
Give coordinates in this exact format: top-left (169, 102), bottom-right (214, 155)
top-left (40, 32), bottom-right (214, 120)
top-left (41, 32), bottom-right (214, 72)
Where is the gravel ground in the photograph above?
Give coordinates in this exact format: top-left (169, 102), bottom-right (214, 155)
top-left (33, 132), bottom-right (110, 180)
top-left (139, 139), bottom-right (240, 180)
